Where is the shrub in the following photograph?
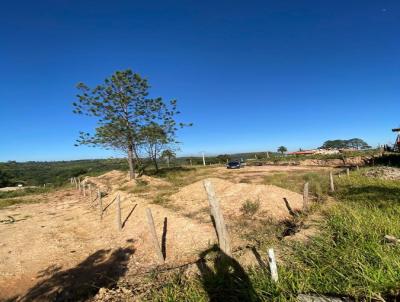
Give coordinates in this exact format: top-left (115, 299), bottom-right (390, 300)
top-left (240, 199), bottom-right (260, 217)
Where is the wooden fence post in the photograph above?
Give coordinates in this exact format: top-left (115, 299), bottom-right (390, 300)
top-left (74, 178), bottom-right (78, 190)
top-left (203, 180), bottom-right (232, 256)
top-left (116, 194), bottom-right (122, 231)
top-left (78, 178), bottom-right (81, 194)
top-left (88, 184), bottom-right (92, 199)
top-left (303, 182), bottom-right (309, 211)
top-left (356, 165), bottom-right (359, 171)
top-left (346, 168), bottom-right (350, 177)
top-left (268, 248), bottom-right (279, 282)
top-left (329, 171), bottom-right (335, 192)
top-left (98, 189), bottom-right (103, 220)
top-left (146, 208), bottom-right (165, 264)
top-left (83, 184), bottom-right (86, 197)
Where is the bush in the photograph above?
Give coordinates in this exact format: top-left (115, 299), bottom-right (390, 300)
top-left (240, 199), bottom-right (260, 217)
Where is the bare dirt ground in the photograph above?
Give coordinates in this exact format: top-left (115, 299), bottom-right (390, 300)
top-left (0, 165), bottom-right (328, 301)
top-left (364, 166), bottom-right (400, 180)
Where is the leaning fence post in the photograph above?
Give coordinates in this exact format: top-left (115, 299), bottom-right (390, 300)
top-left (116, 194), bottom-right (122, 231)
top-left (146, 208), bottom-right (165, 264)
top-left (268, 248), bottom-right (279, 282)
top-left (329, 171), bottom-right (335, 192)
top-left (203, 180), bottom-right (232, 256)
top-left (303, 182), bottom-right (309, 211)
top-left (98, 189), bottom-right (103, 220)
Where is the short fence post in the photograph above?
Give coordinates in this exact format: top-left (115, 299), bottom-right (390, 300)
top-left (268, 248), bottom-right (279, 282)
top-left (303, 182), bottom-right (309, 211)
top-left (203, 180), bottom-right (232, 256)
top-left (346, 168), bottom-right (350, 177)
top-left (78, 178), bottom-right (81, 194)
top-left (116, 194), bottom-right (122, 231)
top-left (329, 171), bottom-right (335, 192)
top-left (83, 184), bottom-right (86, 197)
top-left (88, 184), bottom-right (92, 199)
top-left (146, 208), bottom-right (165, 264)
top-left (75, 178), bottom-right (78, 190)
top-left (98, 189), bottom-right (103, 220)
top-left (356, 165), bottom-right (359, 171)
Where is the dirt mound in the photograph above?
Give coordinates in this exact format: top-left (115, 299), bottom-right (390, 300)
top-left (364, 167), bottom-right (400, 180)
top-left (299, 159), bottom-right (344, 167)
top-left (0, 187), bottom-right (215, 299)
top-left (84, 170), bottom-right (170, 193)
top-left (298, 156), bottom-right (369, 167)
top-left (170, 178), bottom-right (303, 222)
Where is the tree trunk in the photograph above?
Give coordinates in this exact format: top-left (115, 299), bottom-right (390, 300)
top-left (153, 156), bottom-right (159, 172)
top-left (167, 157), bottom-right (170, 167)
top-left (132, 145), bottom-right (143, 173)
top-left (127, 146), bottom-right (135, 180)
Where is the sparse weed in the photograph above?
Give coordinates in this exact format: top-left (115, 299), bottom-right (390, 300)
top-left (0, 187), bottom-right (52, 199)
top-left (153, 194), bottom-right (170, 205)
top-left (0, 198), bottom-right (39, 209)
top-left (240, 199), bottom-right (260, 217)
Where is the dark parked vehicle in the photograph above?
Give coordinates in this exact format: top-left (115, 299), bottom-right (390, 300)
top-left (227, 161), bottom-right (241, 169)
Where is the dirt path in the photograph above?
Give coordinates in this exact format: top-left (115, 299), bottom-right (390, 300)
top-left (0, 189), bottom-right (216, 300)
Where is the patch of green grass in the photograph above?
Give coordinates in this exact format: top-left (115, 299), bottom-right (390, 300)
top-left (150, 166), bottom-right (215, 188)
top-left (153, 193), bottom-right (170, 205)
top-left (263, 171), bottom-right (332, 202)
top-left (0, 187), bottom-right (52, 199)
top-left (119, 179), bottom-right (150, 194)
top-left (147, 174), bottom-right (400, 301)
top-left (0, 198), bottom-right (39, 209)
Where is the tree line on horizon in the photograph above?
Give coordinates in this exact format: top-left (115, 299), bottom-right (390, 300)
top-left (320, 138), bottom-right (371, 150)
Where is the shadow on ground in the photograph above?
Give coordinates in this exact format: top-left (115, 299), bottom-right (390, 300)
top-left (196, 245), bottom-right (260, 302)
top-left (14, 247), bottom-right (134, 302)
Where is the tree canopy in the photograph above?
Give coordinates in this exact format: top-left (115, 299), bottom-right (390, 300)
top-left (277, 146), bottom-right (287, 154)
top-left (73, 69), bottom-right (189, 178)
top-left (321, 138), bottom-right (370, 150)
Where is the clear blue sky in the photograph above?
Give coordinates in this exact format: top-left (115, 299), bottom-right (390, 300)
top-left (1, 1), bottom-right (399, 161)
